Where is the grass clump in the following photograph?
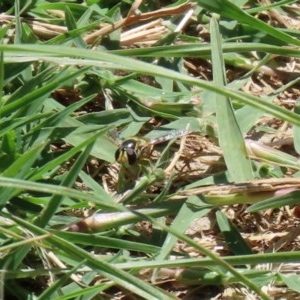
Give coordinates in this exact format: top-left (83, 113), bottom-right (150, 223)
top-left (1, 1), bottom-right (300, 299)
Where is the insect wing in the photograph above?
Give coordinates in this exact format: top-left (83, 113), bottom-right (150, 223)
top-left (147, 129), bottom-right (190, 146)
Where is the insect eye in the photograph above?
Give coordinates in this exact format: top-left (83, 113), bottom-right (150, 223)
top-left (115, 148), bottom-right (121, 162)
top-left (126, 148), bottom-right (138, 165)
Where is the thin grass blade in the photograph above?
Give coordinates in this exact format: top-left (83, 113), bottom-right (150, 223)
top-left (210, 17), bottom-right (253, 182)
top-left (216, 211), bottom-right (252, 255)
top-left (11, 215), bottom-right (177, 300)
top-left (197, 0), bottom-right (300, 46)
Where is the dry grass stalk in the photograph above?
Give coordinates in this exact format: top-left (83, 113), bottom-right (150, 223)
top-left (84, 0), bottom-right (194, 44)
top-left (0, 1), bottom-right (193, 46)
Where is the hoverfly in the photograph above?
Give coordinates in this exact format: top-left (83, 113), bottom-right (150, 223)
top-left (115, 129), bottom-right (190, 168)
top-left (114, 128), bottom-right (190, 193)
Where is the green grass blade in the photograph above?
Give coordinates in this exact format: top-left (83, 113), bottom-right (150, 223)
top-left (10, 215), bottom-right (177, 300)
top-left (112, 43), bottom-right (300, 58)
top-left (0, 142), bottom-right (47, 206)
top-left (246, 0), bottom-right (298, 14)
top-left (2, 44), bottom-right (299, 127)
top-left (0, 176), bottom-right (119, 210)
top-left (147, 215), bottom-right (270, 300)
top-left (34, 134), bottom-right (98, 228)
top-left (57, 231), bottom-right (160, 253)
top-left (37, 261), bottom-right (86, 300)
top-left (293, 100), bottom-right (300, 154)
top-left (216, 211), bottom-right (252, 255)
top-left (210, 17), bottom-right (253, 182)
top-left (117, 251), bottom-right (300, 270)
top-left (5, 65), bottom-right (54, 103)
top-left (247, 190), bottom-right (300, 213)
top-left (31, 94), bottom-right (96, 131)
top-left (278, 274), bottom-right (300, 294)
top-left (29, 129), bottom-right (106, 180)
top-left (197, 0), bottom-right (300, 46)
top-left (0, 51), bottom-right (3, 108)
top-left (1, 44), bottom-right (300, 127)
top-left (64, 4), bottom-right (86, 48)
top-left (2, 67), bottom-right (89, 116)
top-left (155, 196), bottom-right (211, 261)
